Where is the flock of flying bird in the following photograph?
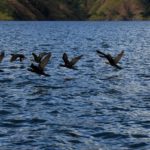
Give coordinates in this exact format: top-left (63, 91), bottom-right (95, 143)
top-left (0, 50), bottom-right (124, 76)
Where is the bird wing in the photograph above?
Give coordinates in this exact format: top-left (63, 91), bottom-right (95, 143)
top-left (70, 55), bottom-right (83, 66)
top-left (10, 54), bottom-right (17, 62)
top-left (96, 50), bottom-right (107, 58)
top-left (39, 52), bottom-right (47, 59)
top-left (96, 50), bottom-right (113, 64)
top-left (39, 52), bottom-right (51, 69)
top-left (32, 53), bottom-right (38, 62)
top-left (63, 53), bottom-right (70, 65)
top-left (114, 50), bottom-right (124, 64)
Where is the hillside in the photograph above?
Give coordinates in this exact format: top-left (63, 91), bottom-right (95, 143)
top-left (88, 0), bottom-right (150, 20)
top-left (0, 0), bottom-right (149, 20)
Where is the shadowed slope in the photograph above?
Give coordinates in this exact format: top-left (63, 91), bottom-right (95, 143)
top-left (0, 0), bottom-right (148, 20)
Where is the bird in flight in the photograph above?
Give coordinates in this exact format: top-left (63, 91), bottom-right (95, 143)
top-left (10, 54), bottom-right (26, 62)
top-left (0, 51), bottom-right (5, 72)
top-left (32, 52), bottom-right (48, 63)
top-left (60, 53), bottom-right (83, 69)
top-left (96, 50), bottom-right (124, 69)
top-left (28, 52), bottom-right (51, 76)
top-left (0, 51), bottom-right (5, 63)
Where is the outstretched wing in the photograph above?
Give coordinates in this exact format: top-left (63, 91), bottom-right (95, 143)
top-left (32, 53), bottom-right (38, 61)
top-left (39, 52), bottom-right (51, 69)
top-left (63, 53), bottom-right (70, 65)
top-left (70, 55), bottom-right (83, 66)
top-left (114, 50), bottom-right (124, 64)
top-left (39, 52), bottom-right (47, 59)
top-left (96, 50), bottom-right (107, 58)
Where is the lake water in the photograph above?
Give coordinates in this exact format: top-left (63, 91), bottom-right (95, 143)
top-left (0, 21), bottom-right (149, 150)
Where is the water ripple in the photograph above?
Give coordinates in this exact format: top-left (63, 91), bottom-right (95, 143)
top-left (0, 21), bottom-right (149, 150)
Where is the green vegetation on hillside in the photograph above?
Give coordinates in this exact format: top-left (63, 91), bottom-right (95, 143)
top-left (0, 0), bottom-right (13, 20)
top-left (0, 0), bottom-right (149, 20)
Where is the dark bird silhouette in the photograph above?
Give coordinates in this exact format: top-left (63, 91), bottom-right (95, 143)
top-left (0, 51), bottom-right (5, 63)
top-left (28, 52), bottom-right (51, 76)
top-left (32, 52), bottom-right (48, 63)
top-left (10, 54), bottom-right (26, 62)
top-left (0, 51), bottom-right (5, 72)
top-left (96, 50), bottom-right (124, 69)
top-left (60, 53), bottom-right (83, 69)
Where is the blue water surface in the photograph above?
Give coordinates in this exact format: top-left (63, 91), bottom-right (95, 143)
top-left (0, 21), bottom-right (150, 150)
